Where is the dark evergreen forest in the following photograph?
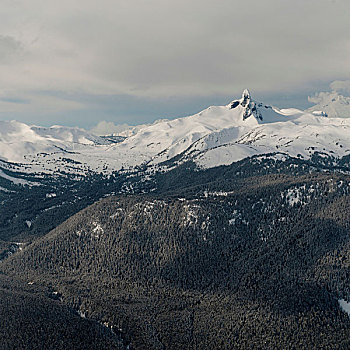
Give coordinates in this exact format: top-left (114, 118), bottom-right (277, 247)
top-left (2, 155), bottom-right (350, 349)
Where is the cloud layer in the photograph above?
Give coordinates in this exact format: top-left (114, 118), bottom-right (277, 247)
top-left (307, 80), bottom-right (350, 117)
top-left (1, 0), bottom-right (350, 125)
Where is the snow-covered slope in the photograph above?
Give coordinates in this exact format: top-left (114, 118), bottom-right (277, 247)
top-left (0, 121), bottom-right (116, 175)
top-left (112, 89), bottom-right (301, 164)
top-left (91, 119), bottom-right (169, 137)
top-left (31, 125), bottom-right (107, 145)
top-left (190, 114), bottom-right (350, 168)
top-left (110, 89), bottom-right (324, 167)
top-left (3, 89), bottom-right (350, 181)
top-left (0, 121), bottom-right (110, 163)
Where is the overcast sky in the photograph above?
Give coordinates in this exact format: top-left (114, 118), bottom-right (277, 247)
top-left (0, 0), bottom-right (350, 128)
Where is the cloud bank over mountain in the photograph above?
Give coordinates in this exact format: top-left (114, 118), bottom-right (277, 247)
top-left (0, 0), bottom-right (350, 126)
top-left (308, 80), bottom-right (350, 117)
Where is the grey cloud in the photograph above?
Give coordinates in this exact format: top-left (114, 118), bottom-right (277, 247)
top-left (0, 35), bottom-right (23, 63)
top-left (309, 80), bottom-right (350, 105)
top-left (70, 0), bottom-right (350, 96)
top-left (0, 0), bottom-right (350, 125)
top-left (307, 80), bottom-right (350, 117)
top-left (308, 91), bottom-right (336, 104)
top-left (0, 96), bottom-right (29, 104)
top-left (330, 80), bottom-right (350, 95)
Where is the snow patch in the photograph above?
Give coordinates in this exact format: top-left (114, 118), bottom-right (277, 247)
top-left (0, 169), bottom-right (37, 186)
top-left (281, 185), bottom-right (315, 207)
top-left (229, 210), bottom-right (242, 225)
top-left (92, 222), bottom-right (104, 238)
top-left (182, 204), bottom-right (200, 227)
top-left (339, 299), bottom-right (350, 317)
top-left (0, 186), bottom-right (12, 193)
top-left (78, 310), bottom-right (86, 318)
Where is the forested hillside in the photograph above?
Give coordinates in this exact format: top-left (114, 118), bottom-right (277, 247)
top-left (0, 274), bottom-right (124, 349)
top-left (3, 160), bottom-right (350, 349)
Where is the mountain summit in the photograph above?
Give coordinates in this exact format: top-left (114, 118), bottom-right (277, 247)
top-left (229, 89), bottom-right (263, 121)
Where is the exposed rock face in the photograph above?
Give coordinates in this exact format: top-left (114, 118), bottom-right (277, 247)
top-left (230, 89), bottom-right (263, 121)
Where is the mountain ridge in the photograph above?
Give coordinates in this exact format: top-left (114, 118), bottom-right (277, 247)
top-left (1, 90), bottom-right (350, 181)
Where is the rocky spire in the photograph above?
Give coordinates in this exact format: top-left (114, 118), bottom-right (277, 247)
top-left (228, 89), bottom-right (262, 121)
top-left (241, 89), bottom-right (251, 107)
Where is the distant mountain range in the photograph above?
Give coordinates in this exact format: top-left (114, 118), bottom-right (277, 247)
top-left (2, 89), bottom-right (350, 182)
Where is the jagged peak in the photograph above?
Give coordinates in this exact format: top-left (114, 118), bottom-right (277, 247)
top-left (228, 89), bottom-right (252, 109)
top-left (227, 89), bottom-right (263, 121)
top-left (241, 89), bottom-right (251, 109)
top-left (242, 88), bottom-right (251, 101)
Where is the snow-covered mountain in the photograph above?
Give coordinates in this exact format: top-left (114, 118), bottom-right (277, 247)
top-left (0, 121), bottom-right (110, 163)
top-left (91, 119), bottom-right (169, 137)
top-left (0, 121), bottom-right (116, 176)
top-left (109, 89), bottom-right (350, 168)
top-left (2, 89), bottom-right (350, 183)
